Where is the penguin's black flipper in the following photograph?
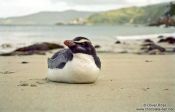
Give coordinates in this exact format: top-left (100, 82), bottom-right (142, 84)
top-left (48, 49), bottom-right (73, 69)
top-left (93, 56), bottom-right (101, 69)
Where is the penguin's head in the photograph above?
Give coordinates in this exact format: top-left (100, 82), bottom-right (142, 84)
top-left (64, 36), bottom-right (96, 56)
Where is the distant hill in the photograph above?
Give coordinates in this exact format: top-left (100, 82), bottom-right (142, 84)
top-left (86, 3), bottom-right (171, 25)
top-left (0, 10), bottom-right (94, 25)
top-left (0, 2), bottom-right (173, 26)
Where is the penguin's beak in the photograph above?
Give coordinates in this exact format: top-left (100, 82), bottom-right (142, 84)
top-left (64, 40), bottom-right (76, 47)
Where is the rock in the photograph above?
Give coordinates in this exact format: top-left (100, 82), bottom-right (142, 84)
top-left (21, 61), bottom-right (29, 64)
top-left (158, 36), bottom-right (175, 44)
top-left (115, 40), bottom-right (121, 44)
top-left (173, 48), bottom-right (175, 52)
top-left (149, 17), bottom-right (175, 27)
top-left (149, 2), bottom-right (175, 27)
top-left (94, 45), bottom-right (101, 49)
top-left (0, 42), bottom-right (64, 56)
top-left (140, 42), bottom-right (166, 54)
top-left (157, 35), bottom-right (164, 39)
top-left (143, 39), bottom-right (154, 43)
top-left (15, 42), bottom-right (64, 52)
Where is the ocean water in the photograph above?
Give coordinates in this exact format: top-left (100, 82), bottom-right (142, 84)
top-left (0, 25), bottom-right (175, 52)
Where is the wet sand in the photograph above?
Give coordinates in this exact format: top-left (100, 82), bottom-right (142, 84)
top-left (0, 53), bottom-right (175, 112)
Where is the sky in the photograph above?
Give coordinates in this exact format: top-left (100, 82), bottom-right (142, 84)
top-left (0, 0), bottom-right (174, 17)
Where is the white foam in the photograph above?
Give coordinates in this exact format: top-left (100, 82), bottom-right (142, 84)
top-left (116, 33), bottom-right (175, 40)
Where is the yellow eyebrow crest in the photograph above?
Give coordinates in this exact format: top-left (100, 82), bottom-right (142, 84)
top-left (74, 39), bottom-right (91, 43)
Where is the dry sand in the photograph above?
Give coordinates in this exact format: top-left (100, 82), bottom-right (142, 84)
top-left (0, 53), bottom-right (175, 112)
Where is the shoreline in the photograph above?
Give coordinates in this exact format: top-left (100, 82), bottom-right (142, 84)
top-left (0, 33), bottom-right (175, 55)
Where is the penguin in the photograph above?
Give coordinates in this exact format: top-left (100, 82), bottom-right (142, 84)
top-left (47, 36), bottom-right (101, 83)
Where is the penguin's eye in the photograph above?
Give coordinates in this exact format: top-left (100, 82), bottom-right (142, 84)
top-left (83, 42), bottom-right (89, 47)
top-left (84, 42), bottom-right (88, 44)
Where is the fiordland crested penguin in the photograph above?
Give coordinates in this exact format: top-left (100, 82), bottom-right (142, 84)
top-left (47, 37), bottom-right (101, 83)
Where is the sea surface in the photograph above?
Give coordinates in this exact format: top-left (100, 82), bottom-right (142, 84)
top-left (0, 25), bottom-right (175, 52)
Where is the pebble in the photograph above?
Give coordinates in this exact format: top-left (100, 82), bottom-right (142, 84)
top-left (21, 61), bottom-right (29, 64)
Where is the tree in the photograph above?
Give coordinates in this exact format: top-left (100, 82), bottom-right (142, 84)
top-left (164, 2), bottom-right (175, 17)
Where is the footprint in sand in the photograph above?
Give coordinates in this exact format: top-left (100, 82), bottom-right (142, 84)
top-left (17, 78), bottom-right (48, 87)
top-left (145, 60), bottom-right (152, 62)
top-left (30, 84), bottom-right (37, 87)
top-left (18, 82), bottom-right (37, 87)
top-left (0, 71), bottom-right (15, 74)
top-left (142, 88), bottom-right (150, 91)
top-left (18, 82), bottom-right (29, 86)
top-left (30, 78), bottom-right (48, 84)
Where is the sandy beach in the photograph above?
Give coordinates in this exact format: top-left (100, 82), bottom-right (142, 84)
top-left (0, 53), bottom-right (174, 112)
top-left (0, 1), bottom-right (175, 111)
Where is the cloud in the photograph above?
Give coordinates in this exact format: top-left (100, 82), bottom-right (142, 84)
top-left (0, 0), bottom-right (71, 17)
top-left (0, 0), bottom-right (173, 17)
top-left (50, 0), bottom-right (173, 6)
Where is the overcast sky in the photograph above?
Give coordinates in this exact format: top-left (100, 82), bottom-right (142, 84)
top-left (0, 0), bottom-right (174, 17)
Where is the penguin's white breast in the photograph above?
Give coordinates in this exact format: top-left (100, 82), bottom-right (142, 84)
top-left (47, 53), bottom-right (100, 83)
